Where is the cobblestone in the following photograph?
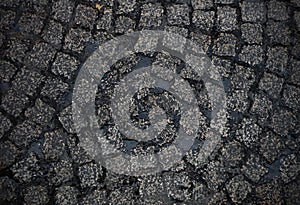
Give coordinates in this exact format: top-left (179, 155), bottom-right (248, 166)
top-left (55, 186), bottom-right (78, 205)
top-left (226, 175), bottom-right (252, 203)
top-left (42, 20), bottom-right (64, 47)
top-left (192, 10), bottom-right (215, 31)
top-left (51, 0), bottom-right (74, 23)
top-left (239, 45), bottom-right (264, 66)
top-left (167, 4), bottom-right (190, 26)
top-left (268, 0), bottom-right (289, 21)
top-left (217, 6), bottom-right (237, 31)
top-left (241, 0), bottom-right (266, 23)
top-left (51, 52), bottom-right (79, 79)
top-left (74, 4), bottom-right (97, 29)
top-left (213, 33), bottom-right (237, 56)
top-left (139, 3), bottom-right (164, 29)
top-left (0, 1), bottom-right (299, 204)
top-left (241, 23), bottom-right (263, 45)
top-left (23, 185), bottom-right (49, 205)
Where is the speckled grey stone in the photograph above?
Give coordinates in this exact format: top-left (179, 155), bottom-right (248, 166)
top-left (24, 185), bottom-right (49, 205)
top-left (226, 175), bottom-right (252, 203)
top-left (266, 46), bottom-right (288, 74)
top-left (267, 20), bottom-right (291, 45)
top-left (51, 52), bottom-right (79, 79)
top-left (0, 114), bottom-right (12, 139)
top-left (11, 68), bottom-right (44, 96)
top-left (115, 16), bottom-right (135, 34)
top-left (42, 20), bottom-right (64, 47)
top-left (241, 0), bottom-right (266, 23)
top-left (0, 141), bottom-right (19, 171)
top-left (74, 4), bottom-right (97, 29)
top-left (213, 33), bottom-right (237, 56)
top-left (24, 42), bottom-right (56, 70)
top-left (242, 154), bottom-right (268, 183)
top-left (18, 13), bottom-right (44, 35)
top-left (139, 3), bottom-right (164, 29)
top-left (64, 28), bottom-right (94, 52)
top-left (239, 45), bottom-right (264, 66)
top-left (241, 23), bottom-right (263, 44)
top-left (55, 186), bottom-right (78, 205)
top-left (259, 72), bottom-right (284, 98)
top-left (51, 0), bottom-right (74, 23)
top-left (268, 0), bottom-right (289, 21)
top-left (217, 6), bottom-right (237, 31)
top-left (0, 61), bottom-right (17, 83)
top-left (24, 99), bottom-right (55, 126)
top-left (78, 162), bottom-right (102, 188)
top-left (167, 4), bottom-right (190, 26)
top-left (192, 10), bottom-right (215, 31)
top-left (42, 130), bottom-right (66, 161)
top-left (191, 0), bottom-right (213, 10)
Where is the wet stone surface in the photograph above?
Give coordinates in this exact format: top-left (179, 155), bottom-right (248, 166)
top-left (0, 0), bottom-right (299, 204)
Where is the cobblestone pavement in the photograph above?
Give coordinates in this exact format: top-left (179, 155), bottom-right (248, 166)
top-left (0, 0), bottom-right (299, 204)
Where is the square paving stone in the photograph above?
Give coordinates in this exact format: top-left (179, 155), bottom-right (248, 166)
top-left (49, 159), bottom-right (74, 185)
top-left (267, 20), bottom-right (291, 45)
top-left (42, 20), bottom-right (64, 47)
top-left (116, 0), bottom-right (136, 14)
top-left (78, 162), bottom-right (102, 188)
top-left (268, 0), bottom-right (289, 21)
top-left (74, 4), bottom-right (97, 29)
top-left (11, 153), bottom-right (41, 183)
top-left (167, 4), bottom-right (190, 26)
top-left (266, 46), bottom-right (288, 74)
top-left (24, 99), bottom-right (55, 126)
top-left (96, 8), bottom-right (113, 31)
top-left (9, 121), bottom-right (42, 148)
top-left (271, 109), bottom-right (297, 136)
top-left (55, 186), bottom-right (78, 205)
top-left (231, 65), bottom-right (255, 90)
top-left (11, 68), bottom-right (44, 96)
top-left (51, 0), bottom-right (74, 23)
top-left (41, 77), bottom-right (69, 101)
top-left (24, 42), bottom-right (56, 70)
top-left (236, 118), bottom-right (262, 148)
top-left (259, 72), bottom-right (284, 98)
top-left (51, 52), bottom-right (79, 79)
top-left (192, 10), bottom-right (215, 31)
top-left (283, 85), bottom-right (300, 111)
top-left (23, 185), bottom-right (49, 205)
top-left (1, 90), bottom-right (30, 117)
top-left (115, 16), bottom-right (135, 34)
top-left (0, 141), bottom-right (19, 171)
top-left (240, 0), bottom-right (266, 23)
top-left (0, 113), bottom-right (12, 139)
top-left (241, 23), bottom-right (263, 44)
top-left (5, 38), bottom-right (30, 63)
top-left (191, 0), bottom-right (213, 10)
top-left (242, 154), bottom-right (268, 183)
top-left (139, 3), bottom-right (164, 29)
top-left (213, 33), bottom-right (236, 56)
top-left (42, 130), bottom-right (66, 161)
top-left (217, 6), bottom-right (237, 31)
top-left (239, 45), bottom-right (264, 66)
top-left (18, 13), bottom-right (44, 35)
top-left (226, 175), bottom-right (252, 203)
top-left (0, 61), bottom-right (18, 83)
top-left (250, 93), bottom-right (273, 125)
top-left (258, 131), bottom-right (284, 163)
top-left (64, 28), bottom-right (94, 53)
top-left (0, 10), bottom-right (16, 29)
